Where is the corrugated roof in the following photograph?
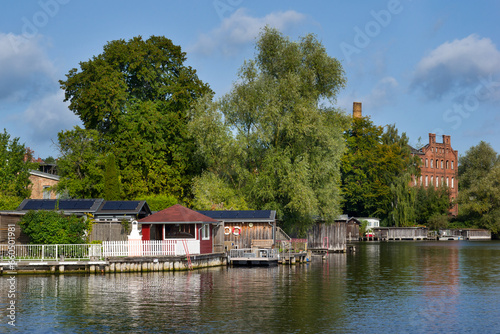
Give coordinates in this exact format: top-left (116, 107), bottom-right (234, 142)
top-left (139, 204), bottom-right (218, 224)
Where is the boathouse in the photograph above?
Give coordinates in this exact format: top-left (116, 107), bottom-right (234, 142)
top-left (373, 227), bottom-right (428, 240)
top-left (307, 218), bottom-right (347, 252)
top-left (346, 217), bottom-right (360, 241)
top-left (197, 210), bottom-right (276, 250)
top-left (139, 204), bottom-right (223, 254)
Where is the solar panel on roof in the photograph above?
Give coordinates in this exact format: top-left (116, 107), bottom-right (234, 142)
top-left (237, 211), bottom-right (255, 219)
top-left (41, 201), bottom-right (55, 210)
top-left (23, 201), bottom-right (41, 210)
top-left (118, 201), bottom-right (139, 210)
top-left (102, 202), bottom-right (120, 210)
top-left (73, 200), bottom-right (94, 210)
top-left (58, 200), bottom-right (76, 210)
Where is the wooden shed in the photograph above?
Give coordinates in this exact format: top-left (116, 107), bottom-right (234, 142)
top-left (346, 218), bottom-right (360, 241)
top-left (198, 210), bottom-right (276, 250)
top-left (307, 219), bottom-right (347, 252)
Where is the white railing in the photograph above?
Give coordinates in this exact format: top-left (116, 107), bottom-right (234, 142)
top-left (0, 244), bottom-right (100, 261)
top-left (102, 239), bottom-right (200, 257)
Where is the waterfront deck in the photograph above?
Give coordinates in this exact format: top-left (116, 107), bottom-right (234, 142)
top-left (229, 248), bottom-right (279, 266)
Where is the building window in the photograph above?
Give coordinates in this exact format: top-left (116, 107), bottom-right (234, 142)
top-left (431, 176), bottom-right (433, 186)
top-left (447, 177), bottom-right (449, 187)
top-left (451, 161), bottom-right (454, 169)
top-left (420, 176), bottom-right (422, 186)
top-left (436, 177), bottom-right (439, 187)
top-left (441, 160), bottom-right (444, 169)
top-left (201, 224), bottom-right (210, 240)
top-left (441, 176), bottom-right (444, 186)
top-left (446, 160), bottom-right (449, 169)
top-left (452, 177), bottom-right (454, 189)
top-left (426, 159), bottom-right (428, 167)
top-left (430, 159), bottom-right (433, 168)
top-left (43, 186), bottom-right (51, 199)
top-left (425, 176), bottom-right (428, 187)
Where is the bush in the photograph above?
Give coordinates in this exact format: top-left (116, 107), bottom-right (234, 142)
top-left (19, 210), bottom-right (89, 244)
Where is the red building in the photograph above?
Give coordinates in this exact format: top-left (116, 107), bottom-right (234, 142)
top-left (139, 204), bottom-right (220, 254)
top-left (411, 133), bottom-right (459, 216)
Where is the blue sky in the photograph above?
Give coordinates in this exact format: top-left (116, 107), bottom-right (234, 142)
top-left (1, 0), bottom-right (499, 159)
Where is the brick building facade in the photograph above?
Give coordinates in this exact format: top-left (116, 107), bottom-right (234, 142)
top-left (29, 170), bottom-right (60, 199)
top-left (411, 133), bottom-right (459, 216)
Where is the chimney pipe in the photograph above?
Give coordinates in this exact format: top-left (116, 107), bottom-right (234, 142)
top-left (353, 102), bottom-right (362, 118)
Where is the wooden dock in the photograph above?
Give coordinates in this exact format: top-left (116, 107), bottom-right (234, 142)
top-left (229, 248), bottom-right (279, 266)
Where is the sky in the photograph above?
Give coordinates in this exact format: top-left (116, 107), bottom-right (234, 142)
top-left (1, 0), bottom-right (499, 160)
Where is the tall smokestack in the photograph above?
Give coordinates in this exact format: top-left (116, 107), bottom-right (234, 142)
top-left (353, 102), bottom-right (362, 118)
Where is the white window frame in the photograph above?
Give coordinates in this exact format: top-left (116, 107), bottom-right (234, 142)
top-left (201, 224), bottom-right (210, 240)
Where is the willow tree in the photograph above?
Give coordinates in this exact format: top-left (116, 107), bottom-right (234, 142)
top-left (60, 36), bottom-right (212, 199)
top-left (190, 27), bottom-right (349, 234)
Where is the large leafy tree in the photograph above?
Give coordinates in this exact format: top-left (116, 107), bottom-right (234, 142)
top-left (56, 126), bottom-right (104, 199)
top-left (457, 141), bottom-right (500, 233)
top-left (0, 129), bottom-right (34, 209)
top-left (190, 27), bottom-right (349, 234)
top-left (341, 119), bottom-right (420, 226)
top-left (59, 35), bottom-right (212, 199)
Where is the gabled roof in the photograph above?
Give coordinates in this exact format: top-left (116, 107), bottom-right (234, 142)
top-left (139, 204), bottom-right (218, 224)
top-left (197, 210), bottom-right (276, 223)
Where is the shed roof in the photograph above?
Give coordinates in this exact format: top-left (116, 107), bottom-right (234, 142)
top-left (139, 204), bottom-right (218, 224)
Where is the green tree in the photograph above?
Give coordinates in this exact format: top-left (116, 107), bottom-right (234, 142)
top-left (457, 142), bottom-right (500, 233)
top-left (0, 129), bottom-right (34, 209)
top-left (104, 153), bottom-right (121, 200)
top-left (341, 120), bottom-right (420, 226)
top-left (137, 194), bottom-right (177, 212)
top-left (190, 27), bottom-right (348, 234)
top-left (56, 126), bottom-right (104, 199)
top-left (414, 185), bottom-right (450, 227)
top-left (19, 210), bottom-right (89, 244)
top-left (60, 35), bottom-right (212, 199)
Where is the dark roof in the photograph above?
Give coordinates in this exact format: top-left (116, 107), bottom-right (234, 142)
top-left (197, 210), bottom-right (276, 223)
top-left (17, 199), bottom-right (151, 217)
top-left (96, 200), bottom-right (151, 216)
top-left (139, 204), bottom-right (218, 224)
top-left (17, 199), bottom-right (103, 213)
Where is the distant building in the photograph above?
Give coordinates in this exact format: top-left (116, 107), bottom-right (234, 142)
top-left (29, 170), bottom-right (60, 199)
top-left (410, 133), bottom-right (459, 216)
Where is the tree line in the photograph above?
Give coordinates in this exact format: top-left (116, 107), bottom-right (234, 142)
top-left (1, 28), bottom-right (498, 235)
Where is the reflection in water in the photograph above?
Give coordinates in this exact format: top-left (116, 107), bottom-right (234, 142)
top-left (0, 241), bottom-right (499, 333)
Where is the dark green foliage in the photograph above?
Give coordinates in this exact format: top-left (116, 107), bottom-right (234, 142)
top-left (56, 126), bottom-right (104, 198)
top-left (457, 142), bottom-right (500, 234)
top-left (59, 35), bottom-right (212, 199)
top-left (104, 153), bottom-right (121, 200)
top-left (414, 185), bottom-right (451, 228)
top-left (0, 129), bottom-right (35, 209)
top-left (19, 210), bottom-right (88, 244)
top-left (341, 119), bottom-right (420, 226)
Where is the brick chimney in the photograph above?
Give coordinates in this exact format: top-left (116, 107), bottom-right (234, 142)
top-left (353, 102), bottom-right (362, 118)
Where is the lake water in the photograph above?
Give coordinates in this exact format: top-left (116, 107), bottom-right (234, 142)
top-left (1, 241), bottom-right (500, 333)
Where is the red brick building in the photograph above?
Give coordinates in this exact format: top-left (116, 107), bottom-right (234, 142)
top-left (410, 133), bottom-right (459, 216)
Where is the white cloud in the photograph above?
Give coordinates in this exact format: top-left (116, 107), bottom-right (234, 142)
top-left (0, 33), bottom-right (57, 102)
top-left (411, 34), bottom-right (500, 100)
top-left (22, 90), bottom-right (80, 145)
top-left (190, 9), bottom-right (307, 56)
